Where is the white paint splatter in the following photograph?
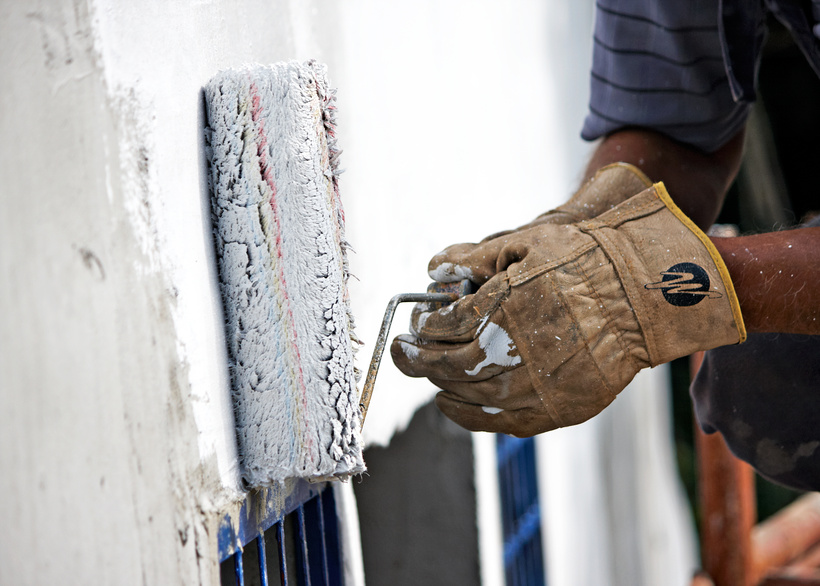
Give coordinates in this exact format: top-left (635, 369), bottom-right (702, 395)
top-left (415, 310), bottom-right (430, 331)
top-left (482, 406), bottom-right (504, 415)
top-left (465, 322), bottom-right (521, 376)
top-left (395, 335), bottom-right (420, 360)
top-left (428, 261), bottom-right (473, 283)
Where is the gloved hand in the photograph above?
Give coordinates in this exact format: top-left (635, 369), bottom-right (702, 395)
top-left (391, 183), bottom-right (746, 437)
top-left (429, 162), bottom-right (652, 285)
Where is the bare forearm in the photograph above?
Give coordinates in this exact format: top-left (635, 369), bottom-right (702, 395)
top-left (712, 229), bottom-right (820, 335)
top-left (584, 129), bottom-right (746, 229)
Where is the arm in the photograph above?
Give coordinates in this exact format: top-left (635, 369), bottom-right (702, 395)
top-left (583, 128), bottom-right (746, 230)
top-left (713, 230), bottom-right (820, 334)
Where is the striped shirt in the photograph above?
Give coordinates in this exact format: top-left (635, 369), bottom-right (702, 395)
top-left (582, 0), bottom-right (820, 153)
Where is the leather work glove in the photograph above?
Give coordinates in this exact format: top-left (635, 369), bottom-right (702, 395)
top-left (391, 183), bottom-right (746, 437)
top-left (429, 162), bottom-right (652, 285)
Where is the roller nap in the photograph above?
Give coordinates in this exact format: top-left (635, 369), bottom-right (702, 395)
top-left (205, 61), bottom-right (365, 486)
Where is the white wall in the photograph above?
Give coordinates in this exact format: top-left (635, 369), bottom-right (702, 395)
top-left (1, 1), bottom-right (347, 583)
top-left (339, 1), bottom-right (561, 445)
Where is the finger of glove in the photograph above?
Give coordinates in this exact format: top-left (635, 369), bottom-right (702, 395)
top-left (410, 275), bottom-right (508, 341)
top-left (427, 366), bottom-right (530, 407)
top-left (435, 393), bottom-right (559, 437)
top-left (410, 299), bottom-right (474, 342)
top-left (391, 333), bottom-right (520, 382)
top-left (428, 237), bottom-right (512, 285)
top-left (426, 211), bottom-right (572, 285)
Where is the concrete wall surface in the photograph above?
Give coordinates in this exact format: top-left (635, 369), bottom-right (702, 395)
top-left (0, 0), bottom-right (344, 584)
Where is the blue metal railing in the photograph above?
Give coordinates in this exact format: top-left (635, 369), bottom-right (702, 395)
top-left (496, 434), bottom-right (546, 586)
top-left (219, 485), bottom-right (342, 586)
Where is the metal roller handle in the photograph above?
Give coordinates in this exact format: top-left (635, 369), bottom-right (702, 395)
top-left (359, 279), bottom-right (474, 427)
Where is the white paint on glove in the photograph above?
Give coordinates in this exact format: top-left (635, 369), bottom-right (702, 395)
top-left (465, 322), bottom-right (521, 376)
top-left (428, 261), bottom-right (473, 283)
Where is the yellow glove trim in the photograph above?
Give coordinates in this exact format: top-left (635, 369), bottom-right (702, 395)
top-left (654, 182), bottom-right (747, 344)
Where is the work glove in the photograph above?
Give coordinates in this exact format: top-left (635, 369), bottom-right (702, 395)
top-left (429, 162), bottom-right (652, 285)
top-left (391, 183), bottom-right (746, 437)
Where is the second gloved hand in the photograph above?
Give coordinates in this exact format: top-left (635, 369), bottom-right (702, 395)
top-left (391, 183), bottom-right (746, 437)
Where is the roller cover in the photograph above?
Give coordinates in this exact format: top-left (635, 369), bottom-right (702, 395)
top-left (204, 61), bottom-right (365, 486)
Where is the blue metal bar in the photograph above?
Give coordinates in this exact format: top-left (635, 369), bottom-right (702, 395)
top-left (497, 437), bottom-right (514, 537)
top-left (295, 505), bottom-right (312, 586)
top-left (511, 437), bottom-right (525, 520)
top-left (257, 533), bottom-right (269, 586)
top-left (234, 551), bottom-right (245, 586)
top-left (318, 487), bottom-right (343, 585)
top-left (497, 433), bottom-right (546, 586)
top-left (316, 491), bottom-right (330, 586)
top-left (503, 504), bottom-right (544, 571)
top-left (277, 521), bottom-right (289, 586)
top-left (496, 434), bottom-right (528, 467)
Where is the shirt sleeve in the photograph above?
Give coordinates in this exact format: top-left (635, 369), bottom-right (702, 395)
top-left (581, 0), bottom-right (752, 153)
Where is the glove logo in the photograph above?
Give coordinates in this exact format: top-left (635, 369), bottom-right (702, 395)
top-left (645, 262), bottom-right (722, 307)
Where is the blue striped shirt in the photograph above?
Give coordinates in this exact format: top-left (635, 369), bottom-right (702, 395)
top-left (582, 0), bottom-right (820, 152)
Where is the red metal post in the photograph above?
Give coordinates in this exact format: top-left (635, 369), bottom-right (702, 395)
top-left (693, 351), bottom-right (757, 586)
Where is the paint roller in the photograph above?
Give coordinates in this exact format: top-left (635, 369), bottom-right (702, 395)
top-left (205, 61), bottom-right (364, 487)
top-left (205, 60), bottom-right (472, 488)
